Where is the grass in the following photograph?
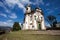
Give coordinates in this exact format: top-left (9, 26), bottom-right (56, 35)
top-left (0, 30), bottom-right (60, 40)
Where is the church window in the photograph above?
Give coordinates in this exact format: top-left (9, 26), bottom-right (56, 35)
top-left (32, 26), bottom-right (34, 28)
top-left (35, 16), bottom-right (36, 20)
top-left (30, 23), bottom-right (32, 25)
top-left (41, 17), bottom-right (42, 19)
top-left (41, 17), bottom-right (43, 21)
top-left (30, 15), bottom-right (32, 21)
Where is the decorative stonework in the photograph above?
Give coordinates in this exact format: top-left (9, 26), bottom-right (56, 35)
top-left (23, 4), bottom-right (46, 30)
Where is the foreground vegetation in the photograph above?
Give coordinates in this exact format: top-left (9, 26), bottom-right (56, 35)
top-left (0, 30), bottom-right (60, 40)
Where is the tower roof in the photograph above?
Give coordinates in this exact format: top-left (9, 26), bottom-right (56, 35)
top-left (25, 4), bottom-right (44, 15)
top-left (35, 7), bottom-right (41, 10)
top-left (35, 7), bottom-right (39, 9)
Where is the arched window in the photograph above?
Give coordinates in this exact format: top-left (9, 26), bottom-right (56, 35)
top-left (41, 17), bottom-right (43, 21)
top-left (26, 8), bottom-right (28, 10)
top-left (34, 16), bottom-right (36, 20)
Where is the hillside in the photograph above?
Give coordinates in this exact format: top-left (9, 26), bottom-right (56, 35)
top-left (0, 30), bottom-right (60, 40)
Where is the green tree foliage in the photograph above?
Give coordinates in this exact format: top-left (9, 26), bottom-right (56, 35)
top-left (13, 22), bottom-right (21, 31)
top-left (47, 15), bottom-right (57, 27)
top-left (58, 13), bottom-right (60, 16)
top-left (53, 20), bottom-right (57, 27)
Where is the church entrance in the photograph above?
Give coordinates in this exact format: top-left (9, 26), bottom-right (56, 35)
top-left (38, 22), bottom-right (41, 30)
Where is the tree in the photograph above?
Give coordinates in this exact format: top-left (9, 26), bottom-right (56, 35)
top-left (47, 15), bottom-right (57, 27)
top-left (13, 22), bottom-right (21, 31)
top-left (53, 20), bottom-right (57, 27)
top-left (58, 13), bottom-right (60, 16)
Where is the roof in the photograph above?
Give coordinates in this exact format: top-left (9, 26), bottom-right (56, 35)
top-left (25, 4), bottom-right (44, 15)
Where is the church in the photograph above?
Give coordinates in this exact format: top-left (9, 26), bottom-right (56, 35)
top-left (22, 4), bottom-right (46, 30)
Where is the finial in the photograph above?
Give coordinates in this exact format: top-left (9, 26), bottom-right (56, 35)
top-left (27, 4), bottom-right (30, 7)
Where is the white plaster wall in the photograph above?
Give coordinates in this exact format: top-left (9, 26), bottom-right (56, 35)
top-left (34, 20), bottom-right (38, 29)
top-left (34, 11), bottom-right (46, 30)
top-left (23, 7), bottom-right (46, 30)
top-left (25, 15), bottom-right (29, 29)
top-left (30, 25), bottom-right (32, 29)
top-left (33, 13), bottom-right (38, 30)
top-left (41, 16), bottom-right (46, 30)
top-left (22, 23), bottom-right (25, 30)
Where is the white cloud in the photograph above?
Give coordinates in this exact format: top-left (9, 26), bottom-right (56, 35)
top-left (4, 0), bottom-right (44, 13)
top-left (9, 13), bottom-right (17, 19)
top-left (19, 22), bottom-right (22, 28)
top-left (47, 10), bottom-right (54, 14)
top-left (17, 2), bottom-right (26, 13)
top-left (0, 1), bottom-right (11, 13)
top-left (0, 2), bottom-right (6, 9)
top-left (4, 0), bottom-right (32, 13)
top-left (5, 0), bottom-right (18, 7)
top-left (0, 12), bottom-right (17, 19)
top-left (54, 7), bottom-right (60, 10)
top-left (0, 13), bottom-right (7, 17)
top-left (7, 20), bottom-right (12, 22)
top-left (6, 9), bottom-right (11, 13)
top-left (46, 3), bottom-right (50, 6)
top-left (46, 9), bottom-right (54, 14)
top-left (20, 0), bottom-right (32, 5)
top-left (0, 2), bottom-right (17, 19)
top-left (45, 21), bottom-right (51, 27)
top-left (19, 23), bottom-right (21, 25)
top-left (30, 0), bottom-right (44, 5)
top-left (0, 21), bottom-right (13, 27)
top-left (39, 0), bottom-right (44, 5)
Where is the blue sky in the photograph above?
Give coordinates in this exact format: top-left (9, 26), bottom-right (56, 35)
top-left (0, 0), bottom-right (60, 27)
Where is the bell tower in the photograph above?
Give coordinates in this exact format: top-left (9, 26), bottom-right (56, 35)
top-left (23, 4), bottom-right (31, 29)
top-left (26, 4), bottom-right (31, 13)
top-left (35, 7), bottom-right (46, 30)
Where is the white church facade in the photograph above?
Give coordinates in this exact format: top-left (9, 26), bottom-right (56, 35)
top-left (22, 4), bottom-right (46, 30)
